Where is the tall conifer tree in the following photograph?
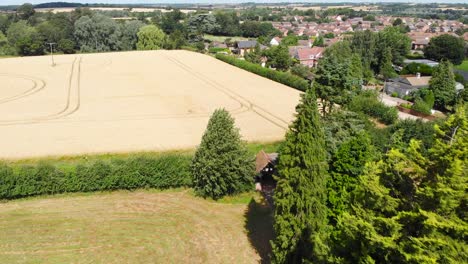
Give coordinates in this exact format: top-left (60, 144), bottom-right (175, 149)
top-left (271, 87), bottom-right (329, 263)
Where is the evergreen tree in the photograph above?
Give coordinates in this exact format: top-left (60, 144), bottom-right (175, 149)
top-left (313, 36), bottom-right (324, 47)
top-left (429, 60), bottom-right (457, 111)
top-left (379, 47), bottom-right (397, 80)
top-left (244, 43), bottom-right (263, 64)
top-left (313, 42), bottom-right (362, 114)
top-left (327, 132), bottom-right (373, 223)
top-left (191, 109), bottom-right (254, 200)
top-left (271, 87), bottom-right (329, 263)
top-left (328, 106), bottom-right (468, 263)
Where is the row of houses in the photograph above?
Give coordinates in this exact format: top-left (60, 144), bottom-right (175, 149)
top-left (271, 15), bottom-right (465, 41)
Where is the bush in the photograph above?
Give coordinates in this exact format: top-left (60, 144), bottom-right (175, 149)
top-left (58, 39), bottom-right (76, 54)
top-left (215, 54), bottom-right (309, 91)
top-left (391, 92), bottom-right (398, 97)
top-left (411, 98), bottom-right (432, 115)
top-left (208, 47), bottom-right (229, 54)
top-left (348, 92), bottom-right (398, 125)
top-left (0, 153), bottom-right (192, 200)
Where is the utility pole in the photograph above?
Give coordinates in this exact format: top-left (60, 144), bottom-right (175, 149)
top-left (46, 42), bottom-right (56, 67)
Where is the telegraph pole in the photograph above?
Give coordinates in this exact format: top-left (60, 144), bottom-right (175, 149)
top-left (46, 42), bottom-right (56, 67)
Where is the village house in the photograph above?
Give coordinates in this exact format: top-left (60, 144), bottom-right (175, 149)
top-left (270, 37), bottom-right (282, 46)
top-left (234, 40), bottom-right (259, 56)
top-left (385, 74), bottom-right (431, 97)
top-left (292, 47), bottom-right (325, 68)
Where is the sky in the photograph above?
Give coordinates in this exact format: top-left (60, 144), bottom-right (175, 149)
top-left (1, 0), bottom-right (467, 5)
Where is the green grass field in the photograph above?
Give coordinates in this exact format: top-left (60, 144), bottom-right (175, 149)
top-left (0, 189), bottom-right (274, 263)
top-left (0, 142), bottom-right (280, 262)
top-left (455, 60), bottom-right (468, 71)
top-left (204, 34), bottom-right (250, 42)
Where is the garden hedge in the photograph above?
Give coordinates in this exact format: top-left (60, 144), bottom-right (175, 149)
top-left (215, 54), bottom-right (310, 91)
top-left (348, 93), bottom-right (399, 125)
top-left (0, 154), bottom-right (192, 200)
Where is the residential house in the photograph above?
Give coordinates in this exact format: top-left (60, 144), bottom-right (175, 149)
top-left (292, 47), bottom-right (325, 68)
top-left (270, 37), bottom-right (282, 46)
top-left (385, 74), bottom-right (431, 97)
top-left (235, 40), bottom-right (258, 56)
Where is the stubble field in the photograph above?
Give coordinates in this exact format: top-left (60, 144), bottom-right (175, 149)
top-left (0, 50), bottom-right (300, 159)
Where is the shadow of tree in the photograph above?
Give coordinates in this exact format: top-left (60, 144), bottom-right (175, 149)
top-left (244, 197), bottom-right (274, 264)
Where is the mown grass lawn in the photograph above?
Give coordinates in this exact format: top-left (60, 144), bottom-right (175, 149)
top-left (204, 34), bottom-right (250, 42)
top-left (0, 189), bottom-right (274, 263)
top-left (455, 60), bottom-right (468, 71)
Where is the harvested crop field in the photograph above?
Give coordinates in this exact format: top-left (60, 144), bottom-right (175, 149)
top-left (0, 50), bottom-right (300, 159)
top-left (0, 190), bottom-right (274, 263)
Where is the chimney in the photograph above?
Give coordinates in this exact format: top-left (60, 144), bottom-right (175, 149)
top-left (416, 72), bottom-right (421, 79)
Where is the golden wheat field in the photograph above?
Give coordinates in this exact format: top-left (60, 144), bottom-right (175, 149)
top-left (0, 50), bottom-right (300, 159)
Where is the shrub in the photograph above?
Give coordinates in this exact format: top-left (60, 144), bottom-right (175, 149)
top-left (191, 109), bottom-right (254, 200)
top-left (348, 92), bottom-right (398, 125)
top-left (411, 98), bottom-right (432, 115)
top-left (215, 54), bottom-right (309, 91)
top-left (0, 153), bottom-right (192, 200)
top-left (208, 47), bottom-right (229, 54)
top-left (391, 92), bottom-right (398, 97)
top-left (400, 103), bottom-right (412, 109)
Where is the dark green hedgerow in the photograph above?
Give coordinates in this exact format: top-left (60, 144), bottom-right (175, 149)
top-left (215, 54), bottom-right (309, 91)
top-left (0, 154), bottom-right (192, 200)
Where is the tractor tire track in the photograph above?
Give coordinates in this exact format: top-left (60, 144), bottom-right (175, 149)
top-left (0, 57), bottom-right (82, 126)
top-left (167, 55), bottom-right (289, 130)
top-left (0, 74), bottom-right (46, 104)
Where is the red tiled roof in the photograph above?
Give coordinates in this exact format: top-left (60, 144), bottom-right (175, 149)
top-left (296, 47), bottom-right (325, 61)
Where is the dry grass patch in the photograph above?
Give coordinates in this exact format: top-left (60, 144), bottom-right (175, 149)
top-left (0, 189), bottom-right (274, 263)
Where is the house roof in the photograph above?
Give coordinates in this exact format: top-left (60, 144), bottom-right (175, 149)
top-left (406, 76), bottom-right (431, 87)
top-left (296, 47), bottom-right (324, 61)
top-left (297, 39), bottom-right (311, 46)
top-left (237, 40), bottom-right (257, 49)
top-left (255, 150), bottom-right (278, 173)
top-left (389, 76), bottom-right (431, 88)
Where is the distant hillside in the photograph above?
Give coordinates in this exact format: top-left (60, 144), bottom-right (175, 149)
top-left (34, 2), bottom-right (84, 8)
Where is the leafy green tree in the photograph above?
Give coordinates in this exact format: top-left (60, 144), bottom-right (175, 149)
top-left (424, 34), bottom-right (465, 65)
top-left (159, 9), bottom-right (185, 34)
top-left (313, 42), bottom-right (362, 114)
top-left (57, 39), bottom-right (75, 54)
top-left (119, 20), bottom-right (144, 51)
top-left (281, 35), bottom-right (298, 46)
top-left (290, 64), bottom-right (311, 79)
top-left (244, 43), bottom-right (263, 64)
top-left (16, 3), bottom-right (35, 20)
top-left (74, 14), bottom-right (121, 52)
top-left (429, 60), bottom-right (457, 111)
top-left (240, 21), bottom-right (279, 38)
top-left (136, 25), bottom-right (166, 51)
top-left (271, 87), bottom-right (329, 263)
top-left (313, 36), bottom-right (324, 47)
top-left (166, 30), bottom-right (187, 49)
top-left (380, 47), bottom-right (397, 80)
top-left (213, 11), bottom-right (241, 36)
top-left (187, 13), bottom-right (218, 42)
top-left (377, 26), bottom-right (411, 65)
top-left (393, 18), bottom-right (403, 26)
top-left (264, 45), bottom-right (292, 71)
top-left (191, 109), bottom-right (254, 200)
top-left (7, 21), bottom-right (44, 56)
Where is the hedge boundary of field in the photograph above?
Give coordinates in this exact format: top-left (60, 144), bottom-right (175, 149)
top-left (215, 54), bottom-right (309, 91)
top-left (0, 154), bottom-right (192, 200)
